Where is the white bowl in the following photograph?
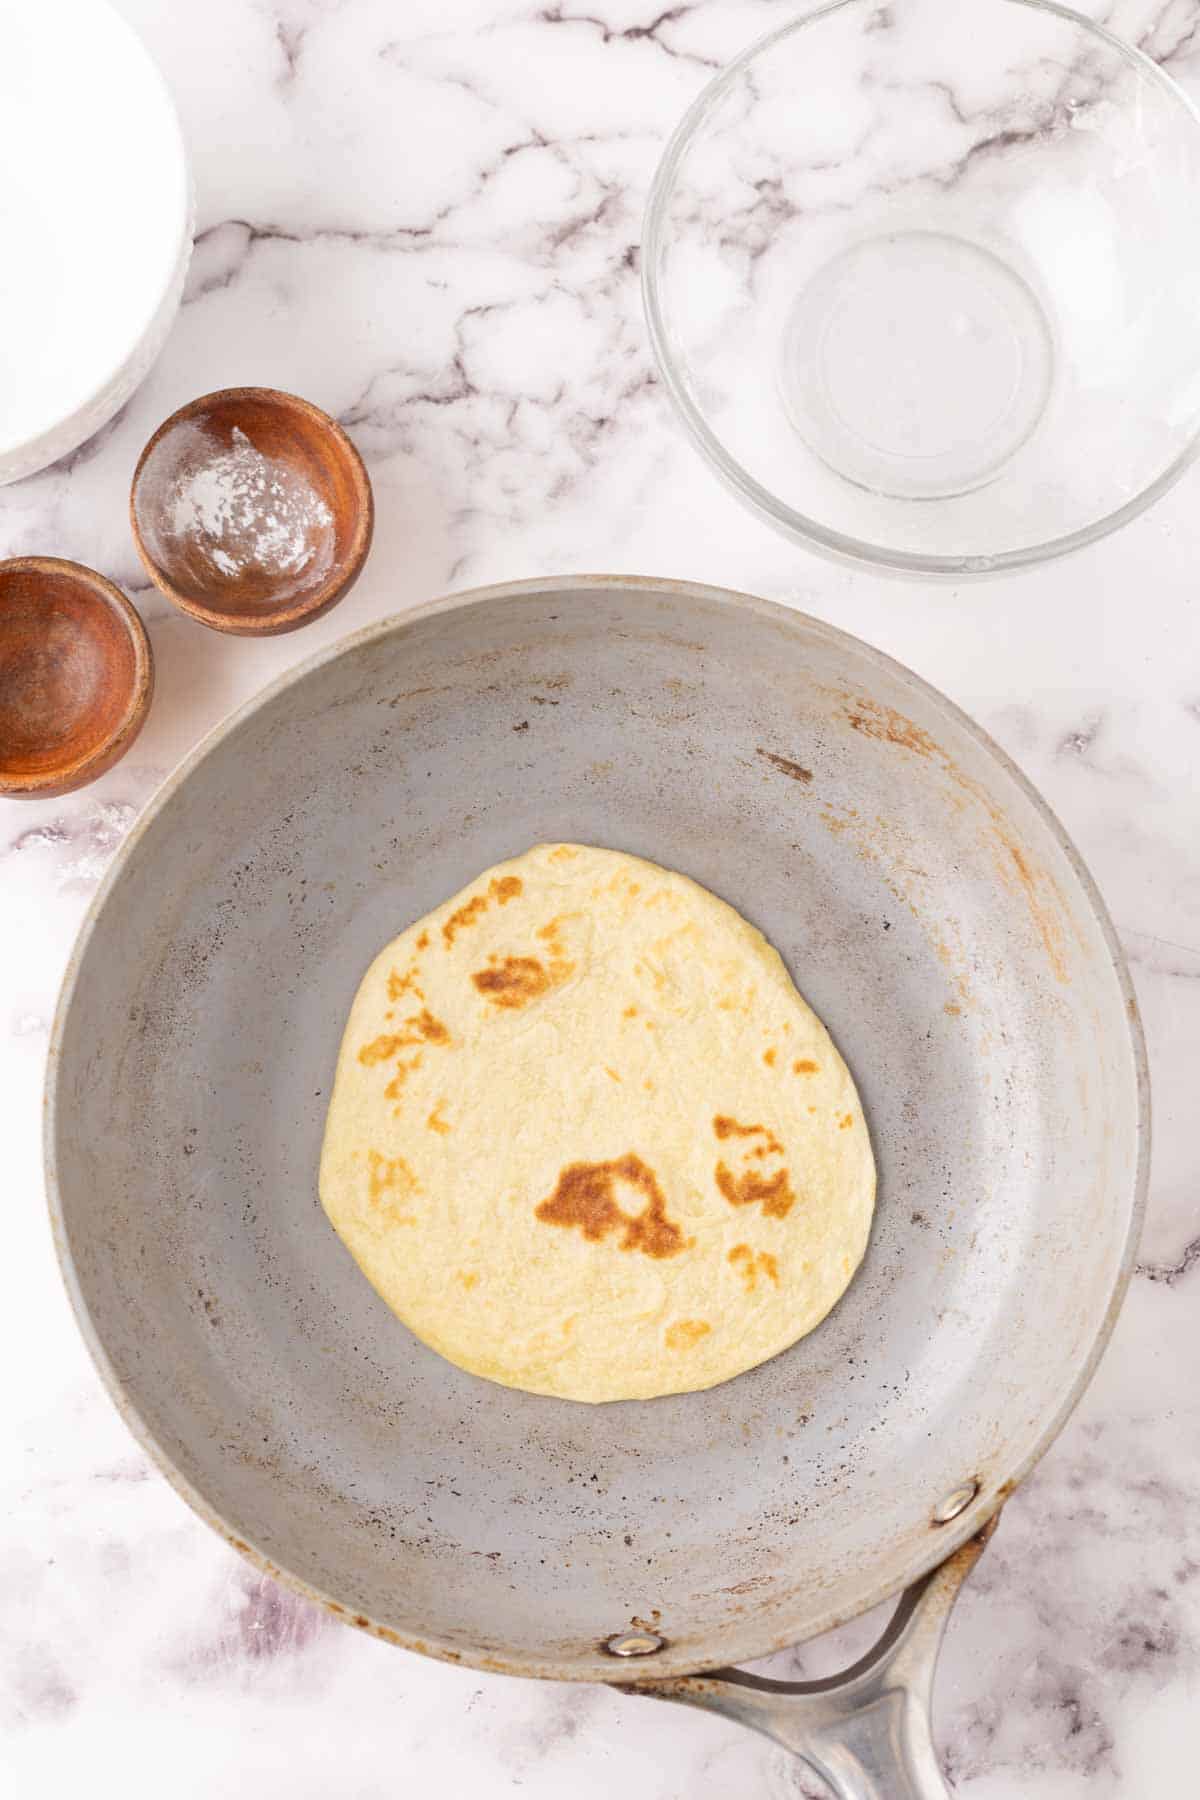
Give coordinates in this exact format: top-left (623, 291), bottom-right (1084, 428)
top-left (0, 0), bottom-right (191, 486)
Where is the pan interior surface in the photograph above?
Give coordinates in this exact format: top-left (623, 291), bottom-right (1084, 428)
top-left (49, 581), bottom-right (1143, 1679)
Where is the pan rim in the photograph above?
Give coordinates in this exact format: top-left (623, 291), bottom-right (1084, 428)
top-left (43, 573), bottom-right (1150, 1681)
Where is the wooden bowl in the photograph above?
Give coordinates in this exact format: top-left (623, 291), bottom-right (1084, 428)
top-left (130, 388), bottom-right (374, 635)
top-left (0, 558), bottom-right (153, 799)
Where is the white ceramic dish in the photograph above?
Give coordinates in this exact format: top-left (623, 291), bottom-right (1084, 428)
top-left (0, 0), bottom-right (191, 486)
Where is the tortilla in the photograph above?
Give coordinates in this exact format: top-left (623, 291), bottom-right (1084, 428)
top-left (319, 844), bottom-right (875, 1401)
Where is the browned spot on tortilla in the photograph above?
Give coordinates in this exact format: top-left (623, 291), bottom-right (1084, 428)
top-left (411, 1007), bottom-right (448, 1044)
top-left (549, 845), bottom-right (578, 862)
top-left (763, 1047), bottom-right (777, 1067)
top-left (473, 955), bottom-right (548, 1007)
top-left (536, 916), bottom-right (565, 941)
top-left (665, 1319), bottom-right (711, 1350)
top-left (714, 1114), bottom-right (783, 1153)
top-left (716, 1163), bottom-right (796, 1218)
top-left (944, 1001), bottom-right (962, 1016)
top-left (624, 1005), bottom-right (638, 1018)
top-left (713, 1116), bottom-right (795, 1218)
top-left (442, 874), bottom-right (525, 947)
top-left (426, 1100), bottom-right (451, 1134)
top-left (728, 1243), bottom-right (755, 1291)
top-left (839, 1113), bottom-right (854, 1130)
top-left (363, 1004), bottom-right (450, 1068)
top-left (443, 892), bottom-right (489, 945)
top-left (416, 931), bottom-right (430, 950)
top-left (457, 1271), bottom-right (479, 1290)
top-left (366, 1149), bottom-right (419, 1225)
top-left (730, 1244), bottom-right (781, 1292)
top-left (757, 748), bottom-right (813, 784)
top-left (793, 1059), bottom-right (819, 1074)
top-left (535, 1154), bottom-right (686, 1259)
top-left (368, 1149), bottom-right (419, 1202)
top-left (385, 1054), bottom-right (422, 1101)
top-left (475, 954), bottom-right (549, 1003)
top-left (604, 1066), bottom-right (621, 1082)
top-left (387, 965), bottom-right (423, 1002)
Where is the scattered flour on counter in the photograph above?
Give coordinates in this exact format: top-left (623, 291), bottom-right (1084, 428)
top-left (167, 426), bottom-right (333, 579)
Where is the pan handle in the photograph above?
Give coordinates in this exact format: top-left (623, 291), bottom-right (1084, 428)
top-left (624, 1515), bottom-right (997, 1800)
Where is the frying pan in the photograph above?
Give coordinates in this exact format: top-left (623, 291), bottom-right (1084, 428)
top-left (46, 577), bottom-right (1147, 1798)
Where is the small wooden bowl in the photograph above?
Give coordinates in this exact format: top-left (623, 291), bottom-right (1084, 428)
top-left (0, 558), bottom-right (153, 799)
top-left (130, 388), bottom-right (374, 635)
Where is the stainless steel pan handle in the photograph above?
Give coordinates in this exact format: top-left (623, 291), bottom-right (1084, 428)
top-left (627, 1516), bottom-right (997, 1800)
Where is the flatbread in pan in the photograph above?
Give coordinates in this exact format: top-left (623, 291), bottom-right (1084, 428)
top-left (320, 843), bottom-right (875, 1401)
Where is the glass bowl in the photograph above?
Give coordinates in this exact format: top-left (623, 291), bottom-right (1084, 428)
top-left (643, 0), bottom-right (1200, 574)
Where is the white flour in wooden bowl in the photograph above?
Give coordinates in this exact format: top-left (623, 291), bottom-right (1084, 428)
top-left (136, 421), bottom-right (336, 602)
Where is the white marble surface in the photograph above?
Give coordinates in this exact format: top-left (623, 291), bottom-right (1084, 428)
top-left (2, 1), bottom-right (1199, 1794)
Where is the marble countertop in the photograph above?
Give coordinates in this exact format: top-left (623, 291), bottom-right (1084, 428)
top-left (3, 1), bottom-right (1198, 1793)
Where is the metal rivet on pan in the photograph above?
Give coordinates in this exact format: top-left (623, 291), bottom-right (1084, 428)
top-left (604, 1632), bottom-right (665, 1657)
top-left (932, 1479), bottom-right (980, 1524)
